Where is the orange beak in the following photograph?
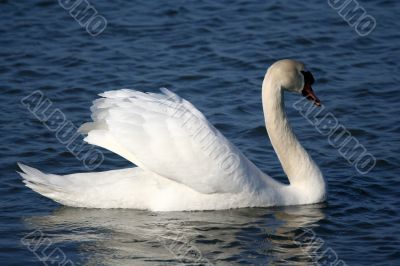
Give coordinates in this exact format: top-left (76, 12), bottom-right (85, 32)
top-left (302, 83), bottom-right (321, 107)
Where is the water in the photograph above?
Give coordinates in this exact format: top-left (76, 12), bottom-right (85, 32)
top-left (1, 0), bottom-right (399, 265)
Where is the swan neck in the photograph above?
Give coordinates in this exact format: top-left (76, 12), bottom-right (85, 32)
top-left (262, 74), bottom-right (324, 189)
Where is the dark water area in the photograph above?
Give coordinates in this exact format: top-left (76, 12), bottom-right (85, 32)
top-left (1, 0), bottom-right (399, 265)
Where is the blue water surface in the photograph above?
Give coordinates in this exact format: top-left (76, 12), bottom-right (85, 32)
top-left (1, 0), bottom-right (399, 265)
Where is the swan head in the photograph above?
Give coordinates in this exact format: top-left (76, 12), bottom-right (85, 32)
top-left (266, 59), bottom-right (321, 106)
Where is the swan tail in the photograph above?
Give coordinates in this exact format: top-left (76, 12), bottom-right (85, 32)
top-left (17, 163), bottom-right (73, 204)
top-left (17, 163), bottom-right (158, 209)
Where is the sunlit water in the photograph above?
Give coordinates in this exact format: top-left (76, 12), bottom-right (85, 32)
top-left (1, 0), bottom-right (399, 265)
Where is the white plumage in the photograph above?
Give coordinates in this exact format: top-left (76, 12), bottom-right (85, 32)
top-left (19, 59), bottom-right (327, 211)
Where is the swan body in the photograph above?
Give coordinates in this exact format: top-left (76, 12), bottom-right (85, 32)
top-left (19, 59), bottom-right (326, 211)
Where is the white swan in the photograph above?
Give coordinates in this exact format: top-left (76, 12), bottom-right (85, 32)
top-left (18, 59), bottom-right (326, 211)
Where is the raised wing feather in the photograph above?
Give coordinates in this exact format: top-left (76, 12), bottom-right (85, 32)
top-left (79, 88), bottom-right (271, 194)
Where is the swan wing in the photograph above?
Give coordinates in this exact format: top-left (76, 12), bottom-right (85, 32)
top-left (79, 88), bottom-right (271, 194)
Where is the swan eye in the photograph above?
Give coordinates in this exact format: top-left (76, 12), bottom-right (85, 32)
top-left (301, 71), bottom-right (315, 85)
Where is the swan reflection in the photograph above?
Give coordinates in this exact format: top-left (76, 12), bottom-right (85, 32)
top-left (24, 204), bottom-right (325, 265)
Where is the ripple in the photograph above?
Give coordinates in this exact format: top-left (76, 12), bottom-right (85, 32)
top-left (1, 0), bottom-right (399, 265)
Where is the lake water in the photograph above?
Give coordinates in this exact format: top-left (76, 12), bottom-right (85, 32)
top-left (1, 0), bottom-right (399, 265)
